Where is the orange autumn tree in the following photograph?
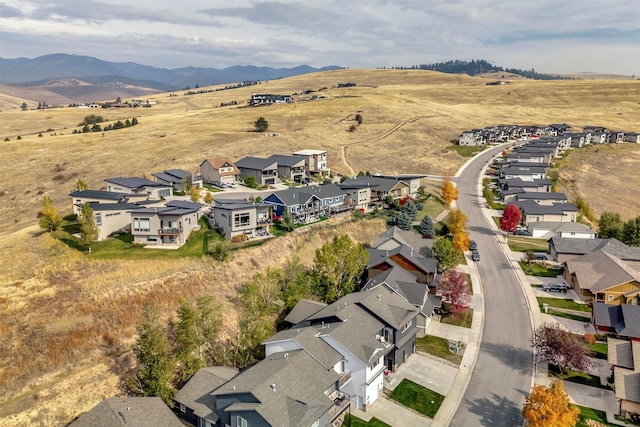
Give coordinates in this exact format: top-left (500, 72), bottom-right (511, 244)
top-left (522, 380), bottom-right (579, 427)
top-left (450, 209), bottom-right (470, 251)
top-left (441, 179), bottom-right (458, 206)
top-left (453, 232), bottom-right (471, 252)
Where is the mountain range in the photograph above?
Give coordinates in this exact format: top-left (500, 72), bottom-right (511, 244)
top-left (0, 54), bottom-right (341, 89)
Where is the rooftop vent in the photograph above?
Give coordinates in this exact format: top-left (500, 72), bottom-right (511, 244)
top-left (271, 384), bottom-right (277, 392)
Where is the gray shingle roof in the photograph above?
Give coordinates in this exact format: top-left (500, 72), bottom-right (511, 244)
top-left (174, 366), bottom-right (238, 422)
top-left (514, 200), bottom-right (578, 215)
top-left (551, 237), bottom-right (640, 261)
top-left (593, 302), bottom-right (624, 330)
top-left (262, 326), bottom-right (343, 369)
top-left (620, 304), bottom-right (640, 339)
top-left (214, 349), bottom-right (340, 427)
top-left (608, 338), bottom-right (634, 369)
top-left (69, 189), bottom-right (128, 200)
top-left (69, 397), bottom-right (183, 427)
top-left (165, 200), bottom-right (205, 210)
top-left (367, 244), bottom-right (437, 274)
top-left (283, 300), bottom-right (327, 325)
top-left (266, 154), bottom-right (306, 167)
top-left (235, 156), bottom-right (278, 171)
top-left (516, 193), bottom-right (568, 202)
top-left (152, 172), bottom-right (182, 184)
top-left (362, 267), bottom-right (427, 307)
top-left (340, 176), bottom-right (408, 193)
top-left (104, 176), bottom-right (166, 188)
top-left (527, 221), bottom-right (594, 233)
top-left (266, 183), bottom-right (345, 206)
top-left (88, 202), bottom-right (142, 212)
top-left (615, 365), bottom-right (640, 403)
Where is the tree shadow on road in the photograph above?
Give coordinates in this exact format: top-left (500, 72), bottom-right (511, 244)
top-left (461, 390), bottom-right (527, 427)
top-left (480, 341), bottom-right (534, 376)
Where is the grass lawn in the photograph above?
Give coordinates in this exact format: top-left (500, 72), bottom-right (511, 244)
top-left (546, 308), bottom-right (591, 322)
top-left (537, 297), bottom-right (591, 312)
top-left (441, 308), bottom-right (473, 328)
top-left (388, 379), bottom-right (445, 418)
top-left (446, 144), bottom-right (484, 157)
top-left (342, 415), bottom-right (391, 427)
top-left (416, 334), bottom-right (462, 365)
top-left (587, 342), bottom-right (609, 360)
top-left (507, 236), bottom-right (549, 252)
top-left (549, 365), bottom-right (609, 389)
top-left (518, 261), bottom-right (563, 277)
top-left (576, 405), bottom-right (616, 427)
top-left (420, 196), bottom-right (447, 220)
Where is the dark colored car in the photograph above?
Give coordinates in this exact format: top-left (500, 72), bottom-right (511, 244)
top-left (471, 250), bottom-right (480, 262)
top-left (543, 283), bottom-right (568, 293)
top-left (469, 240), bottom-right (478, 251)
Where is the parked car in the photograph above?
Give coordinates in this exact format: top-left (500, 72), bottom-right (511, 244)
top-left (471, 249), bottom-right (480, 262)
top-left (469, 240), bottom-right (478, 251)
top-left (228, 182), bottom-right (236, 188)
top-left (514, 229), bottom-right (530, 236)
top-left (535, 254), bottom-right (548, 261)
top-left (543, 283), bottom-right (568, 293)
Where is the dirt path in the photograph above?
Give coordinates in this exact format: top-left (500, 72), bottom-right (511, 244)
top-left (179, 98), bottom-right (203, 110)
top-left (339, 115), bottom-right (432, 176)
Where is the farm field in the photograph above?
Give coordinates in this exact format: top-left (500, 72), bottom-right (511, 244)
top-left (1, 68), bottom-right (639, 425)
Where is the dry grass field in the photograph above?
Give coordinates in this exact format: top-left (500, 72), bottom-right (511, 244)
top-left (1, 69), bottom-right (639, 425)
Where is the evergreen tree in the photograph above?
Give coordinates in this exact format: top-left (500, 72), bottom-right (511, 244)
top-left (401, 200), bottom-right (418, 222)
top-left (254, 117), bottom-right (269, 132)
top-left (419, 215), bottom-right (435, 237)
top-left (623, 216), bottom-right (640, 246)
top-left (395, 212), bottom-right (412, 230)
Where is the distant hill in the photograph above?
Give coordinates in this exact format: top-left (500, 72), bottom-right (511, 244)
top-left (392, 59), bottom-right (574, 80)
top-left (0, 54), bottom-right (342, 88)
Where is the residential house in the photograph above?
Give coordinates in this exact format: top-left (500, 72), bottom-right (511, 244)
top-left (514, 200), bottom-right (578, 224)
top-left (504, 153), bottom-right (549, 164)
top-left (212, 348), bottom-right (350, 426)
top-left (152, 169), bottom-right (203, 192)
top-left (69, 189), bottom-right (130, 216)
top-left (458, 129), bottom-right (485, 146)
top-left (291, 149), bottom-right (330, 176)
top-left (340, 176), bottom-right (410, 207)
top-left (200, 157), bottom-right (239, 185)
top-left (592, 302), bottom-right (640, 337)
top-left (263, 184), bottom-right (350, 223)
top-left (549, 123), bottom-right (570, 134)
top-left (378, 174), bottom-right (426, 197)
top-left (548, 237), bottom-right (640, 266)
top-left (361, 265), bottom-right (441, 337)
top-left (563, 250), bottom-right (640, 304)
top-left (564, 133), bottom-right (586, 148)
top-left (590, 133), bottom-right (608, 144)
top-left (266, 154), bottom-right (307, 183)
top-left (211, 199), bottom-right (273, 241)
top-left (87, 202), bottom-right (143, 241)
top-left (173, 366), bottom-right (238, 427)
top-left (69, 397), bottom-right (183, 427)
top-left (235, 157), bottom-right (280, 186)
top-left (282, 286), bottom-right (420, 409)
top-left (500, 166), bottom-right (548, 182)
top-left (624, 132), bottom-right (640, 143)
top-left (338, 181), bottom-right (372, 211)
top-left (611, 131), bottom-right (626, 143)
top-left (499, 178), bottom-right (553, 198)
top-left (610, 339), bottom-right (640, 420)
top-left (366, 243), bottom-right (438, 286)
top-left (248, 93), bottom-right (292, 106)
top-left (515, 192), bottom-right (568, 206)
top-left (371, 226), bottom-right (435, 256)
top-left (527, 221), bottom-right (597, 240)
top-left (104, 176), bottom-right (173, 200)
top-left (130, 206), bottom-right (200, 247)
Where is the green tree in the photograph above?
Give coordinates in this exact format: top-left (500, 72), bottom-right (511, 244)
top-left (313, 235), bottom-right (369, 303)
top-left (279, 209), bottom-right (295, 231)
top-left (75, 178), bottom-right (89, 191)
top-left (401, 200), bottom-right (418, 222)
top-left (132, 117), bottom-right (138, 126)
top-left (282, 257), bottom-right (314, 310)
top-left (79, 202), bottom-right (99, 252)
top-left (416, 186), bottom-right (429, 202)
top-left (91, 123), bottom-right (102, 132)
top-left (355, 114), bottom-right (363, 125)
top-left (432, 237), bottom-right (458, 272)
top-left (254, 116), bottom-right (269, 132)
top-left (21, 102), bottom-right (28, 111)
top-left (395, 212), bottom-right (412, 230)
top-left (38, 195), bottom-right (62, 232)
top-left (182, 175), bottom-right (193, 192)
top-left (174, 297), bottom-right (222, 382)
top-left (419, 215), bottom-right (435, 238)
top-left (128, 304), bottom-right (176, 405)
top-left (623, 216), bottom-right (640, 246)
top-left (598, 211), bottom-right (624, 240)
top-left (244, 175), bottom-right (258, 189)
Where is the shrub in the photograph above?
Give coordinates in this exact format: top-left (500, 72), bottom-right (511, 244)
top-left (583, 333), bottom-right (596, 345)
top-left (208, 242), bottom-right (229, 261)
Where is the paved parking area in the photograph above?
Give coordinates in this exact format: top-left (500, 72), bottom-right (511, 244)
top-left (386, 353), bottom-right (458, 396)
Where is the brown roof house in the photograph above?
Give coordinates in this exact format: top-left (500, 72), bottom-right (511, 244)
top-left (564, 250), bottom-right (640, 305)
top-left (200, 157), bottom-right (239, 185)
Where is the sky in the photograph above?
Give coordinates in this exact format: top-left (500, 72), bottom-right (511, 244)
top-left (1, 0), bottom-right (639, 75)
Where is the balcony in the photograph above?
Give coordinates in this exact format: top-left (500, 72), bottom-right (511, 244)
top-left (158, 227), bottom-right (181, 235)
top-left (325, 392), bottom-right (350, 422)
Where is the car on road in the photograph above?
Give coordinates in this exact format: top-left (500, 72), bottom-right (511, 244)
top-left (543, 283), bottom-right (568, 293)
top-left (469, 240), bottom-right (477, 251)
top-left (471, 249), bottom-right (480, 262)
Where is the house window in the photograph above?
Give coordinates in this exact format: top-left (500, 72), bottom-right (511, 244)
top-left (95, 213), bottom-right (102, 226)
top-left (234, 212), bottom-right (251, 228)
top-left (371, 358), bottom-right (380, 369)
top-left (158, 189), bottom-right (171, 198)
top-left (608, 295), bottom-right (614, 302)
top-left (133, 218), bottom-right (150, 232)
top-left (237, 416), bottom-right (248, 427)
top-left (400, 320), bottom-right (412, 333)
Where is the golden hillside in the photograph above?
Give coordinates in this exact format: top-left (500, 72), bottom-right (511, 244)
top-left (1, 68), bottom-right (639, 237)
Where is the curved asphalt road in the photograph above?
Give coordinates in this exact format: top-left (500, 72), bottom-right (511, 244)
top-left (450, 146), bottom-right (533, 427)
